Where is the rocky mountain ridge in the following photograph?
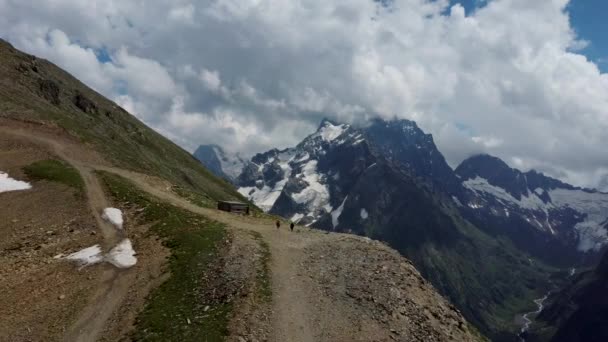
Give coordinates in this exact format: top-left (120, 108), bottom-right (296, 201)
top-left (200, 118), bottom-right (608, 265)
top-left (455, 154), bottom-right (608, 266)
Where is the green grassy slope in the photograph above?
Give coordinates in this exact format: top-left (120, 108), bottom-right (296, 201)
top-left (0, 39), bottom-right (243, 203)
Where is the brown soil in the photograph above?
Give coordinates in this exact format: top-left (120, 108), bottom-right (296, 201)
top-left (0, 123), bottom-right (168, 342)
top-left (0, 134), bottom-right (102, 342)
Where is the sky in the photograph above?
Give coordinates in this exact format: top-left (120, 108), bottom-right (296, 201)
top-left (1, 0), bottom-right (607, 190)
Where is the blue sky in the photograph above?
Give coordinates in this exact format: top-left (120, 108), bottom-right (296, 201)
top-left (452, 0), bottom-right (608, 72)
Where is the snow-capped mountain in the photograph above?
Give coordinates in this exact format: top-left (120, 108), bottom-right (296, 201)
top-left (205, 117), bottom-right (608, 338)
top-left (209, 118), bottom-right (608, 264)
top-left (193, 144), bottom-right (246, 182)
top-left (237, 119), bottom-right (374, 225)
top-left (455, 154), bottom-right (608, 264)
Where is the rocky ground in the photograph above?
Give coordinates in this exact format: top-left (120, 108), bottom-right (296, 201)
top-left (302, 235), bottom-right (481, 342)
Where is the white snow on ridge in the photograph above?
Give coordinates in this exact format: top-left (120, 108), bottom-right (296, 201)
top-left (0, 171), bottom-right (32, 193)
top-left (463, 177), bottom-right (608, 252)
top-left (238, 152), bottom-right (294, 212)
top-left (549, 188), bottom-right (608, 252)
top-left (106, 239), bottom-right (138, 268)
top-left (292, 160), bottom-right (332, 217)
top-left (463, 177), bottom-right (550, 211)
top-left (316, 122), bottom-right (347, 142)
top-left (331, 196), bottom-right (348, 228)
top-left (102, 208), bottom-right (124, 229)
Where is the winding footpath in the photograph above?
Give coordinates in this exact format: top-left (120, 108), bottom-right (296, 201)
top-left (0, 125), bottom-right (336, 342)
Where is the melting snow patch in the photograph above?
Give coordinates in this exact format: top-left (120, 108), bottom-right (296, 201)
top-left (0, 171), bottom-right (32, 193)
top-left (331, 197), bottom-right (348, 228)
top-left (102, 208), bottom-right (124, 229)
top-left (360, 208), bottom-right (369, 220)
top-left (65, 245), bottom-right (103, 267)
top-left (106, 239), bottom-right (137, 268)
top-left (291, 213), bottom-right (304, 223)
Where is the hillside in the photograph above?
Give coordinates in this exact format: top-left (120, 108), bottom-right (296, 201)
top-left (0, 39), bottom-right (242, 204)
top-left (0, 40), bottom-right (483, 341)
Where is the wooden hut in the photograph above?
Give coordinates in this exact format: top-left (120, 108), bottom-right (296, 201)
top-left (217, 200), bottom-right (250, 215)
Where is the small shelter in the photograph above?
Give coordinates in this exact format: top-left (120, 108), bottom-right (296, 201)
top-left (217, 200), bottom-right (250, 215)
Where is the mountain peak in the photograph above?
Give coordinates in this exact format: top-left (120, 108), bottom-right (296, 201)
top-left (317, 117), bottom-right (340, 130)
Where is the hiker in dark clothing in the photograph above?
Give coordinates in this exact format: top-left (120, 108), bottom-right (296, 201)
top-left (290, 222), bottom-right (295, 231)
top-left (275, 220), bottom-right (281, 229)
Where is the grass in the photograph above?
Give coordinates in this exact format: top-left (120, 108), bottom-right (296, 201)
top-left (23, 159), bottom-right (84, 190)
top-left (99, 171), bottom-right (231, 342)
top-left (172, 185), bottom-right (216, 209)
top-left (250, 231), bottom-right (272, 302)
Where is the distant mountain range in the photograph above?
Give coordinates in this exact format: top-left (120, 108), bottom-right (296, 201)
top-left (193, 144), bottom-right (245, 182)
top-left (195, 117), bottom-right (608, 340)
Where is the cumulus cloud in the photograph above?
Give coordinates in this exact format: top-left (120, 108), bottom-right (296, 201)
top-left (1, 0), bottom-right (607, 190)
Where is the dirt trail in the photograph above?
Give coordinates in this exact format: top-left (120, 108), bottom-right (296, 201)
top-left (96, 165), bottom-right (321, 341)
top-left (1, 126), bottom-right (331, 342)
top-left (1, 127), bottom-right (130, 342)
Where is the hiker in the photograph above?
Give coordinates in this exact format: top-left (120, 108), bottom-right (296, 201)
top-left (275, 220), bottom-right (281, 229)
top-left (290, 222), bottom-right (295, 231)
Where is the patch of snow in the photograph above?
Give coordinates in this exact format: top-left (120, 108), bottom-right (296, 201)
top-left (331, 196), bottom-right (348, 228)
top-left (291, 213), bottom-right (304, 223)
top-left (549, 188), bottom-right (608, 252)
top-left (292, 160), bottom-right (331, 217)
top-left (463, 177), bottom-right (550, 211)
top-left (65, 245), bottom-right (103, 267)
top-left (353, 138), bottom-right (365, 145)
top-left (0, 171), bottom-right (32, 193)
top-left (468, 202), bottom-right (483, 209)
top-left (106, 239), bottom-right (137, 268)
top-left (534, 188), bottom-right (544, 195)
top-left (360, 208), bottom-right (369, 220)
top-left (102, 208), bottom-right (124, 229)
top-left (316, 122), bottom-right (347, 142)
top-left (238, 159), bottom-right (292, 212)
top-left (294, 152), bottom-right (310, 163)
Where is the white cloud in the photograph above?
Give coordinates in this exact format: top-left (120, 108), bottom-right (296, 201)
top-left (1, 0), bottom-right (607, 190)
top-left (199, 69), bottom-right (222, 92)
top-left (169, 4), bottom-right (195, 23)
